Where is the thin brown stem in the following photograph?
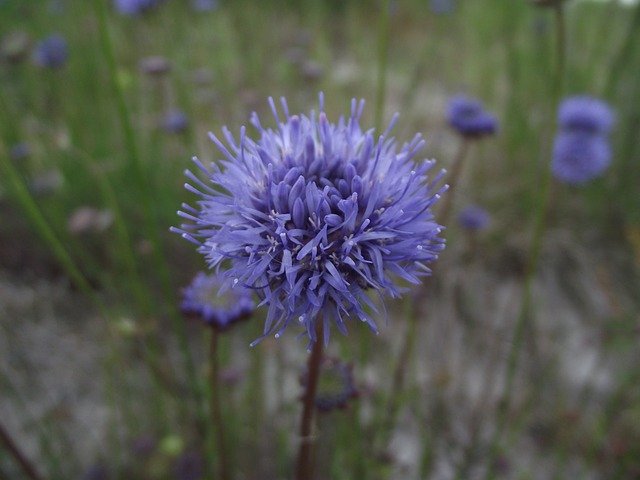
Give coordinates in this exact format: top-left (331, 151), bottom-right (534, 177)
top-left (210, 329), bottom-right (230, 480)
top-left (294, 321), bottom-right (325, 480)
top-left (0, 421), bottom-right (44, 480)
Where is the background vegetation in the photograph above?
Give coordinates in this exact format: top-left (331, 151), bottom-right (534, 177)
top-left (1, 0), bottom-right (639, 478)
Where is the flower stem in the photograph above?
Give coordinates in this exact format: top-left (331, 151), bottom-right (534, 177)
top-left (0, 421), bottom-right (44, 480)
top-left (437, 139), bottom-right (470, 225)
top-left (554, 2), bottom-right (566, 99)
top-left (376, 299), bottom-right (417, 451)
top-left (209, 330), bottom-right (230, 480)
top-left (484, 4), bottom-right (567, 478)
top-left (93, 0), bottom-right (203, 429)
top-left (294, 321), bottom-right (325, 480)
top-left (374, 0), bottom-right (392, 132)
top-left (377, 138), bottom-right (469, 454)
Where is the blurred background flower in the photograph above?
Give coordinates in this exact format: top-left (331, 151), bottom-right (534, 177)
top-left (180, 272), bottom-right (254, 331)
top-left (32, 34), bottom-right (67, 69)
top-left (458, 204), bottom-right (491, 231)
top-left (446, 95), bottom-right (498, 138)
top-left (552, 96), bottom-right (615, 184)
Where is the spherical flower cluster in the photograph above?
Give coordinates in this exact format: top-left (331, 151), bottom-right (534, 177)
top-left (32, 34), bottom-right (68, 69)
top-left (446, 95), bottom-right (498, 138)
top-left (114, 0), bottom-right (160, 15)
top-left (180, 272), bottom-right (254, 332)
top-left (458, 205), bottom-right (490, 231)
top-left (558, 96), bottom-right (614, 136)
top-left (174, 95), bottom-right (447, 345)
top-left (551, 96), bottom-right (615, 185)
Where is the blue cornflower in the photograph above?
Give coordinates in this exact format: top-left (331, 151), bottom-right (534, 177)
top-left (558, 96), bottom-right (615, 136)
top-left (32, 34), bottom-right (68, 69)
top-left (446, 95), bottom-right (498, 138)
top-left (174, 95), bottom-right (447, 345)
top-left (551, 131), bottom-right (611, 185)
top-left (181, 272), bottom-right (254, 331)
top-left (162, 109), bottom-right (189, 134)
top-left (114, 0), bottom-right (160, 15)
top-left (458, 205), bottom-right (490, 231)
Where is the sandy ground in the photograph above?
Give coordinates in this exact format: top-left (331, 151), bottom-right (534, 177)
top-left (0, 232), bottom-right (637, 479)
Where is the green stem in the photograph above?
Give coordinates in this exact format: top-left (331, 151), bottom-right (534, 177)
top-left (554, 2), bottom-right (566, 98)
top-left (92, 0), bottom-right (203, 425)
top-left (0, 152), bottom-right (93, 300)
top-left (437, 139), bottom-right (470, 225)
top-left (377, 138), bottom-right (470, 458)
top-left (376, 300), bottom-right (417, 452)
top-left (374, 0), bottom-right (392, 132)
top-left (484, 4), bottom-right (567, 478)
top-left (0, 373), bottom-right (64, 478)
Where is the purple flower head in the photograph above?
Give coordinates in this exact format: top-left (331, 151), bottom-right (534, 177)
top-left (430, 0), bottom-right (456, 15)
top-left (114, 0), bottom-right (160, 15)
top-left (446, 95), bottom-right (498, 138)
top-left (458, 205), bottom-right (490, 231)
top-left (558, 96), bottom-right (615, 135)
top-left (181, 272), bottom-right (254, 331)
top-left (174, 95), bottom-right (447, 346)
top-left (32, 34), bottom-right (67, 69)
top-left (162, 110), bottom-right (189, 134)
top-left (551, 131), bottom-right (612, 185)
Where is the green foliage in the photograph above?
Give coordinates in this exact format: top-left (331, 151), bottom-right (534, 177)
top-left (1, 0), bottom-right (639, 478)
